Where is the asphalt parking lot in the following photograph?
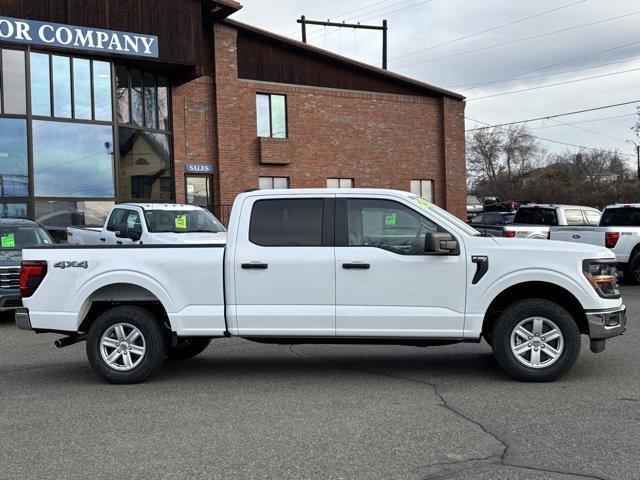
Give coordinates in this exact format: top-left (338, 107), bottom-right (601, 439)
top-left (0, 289), bottom-right (638, 480)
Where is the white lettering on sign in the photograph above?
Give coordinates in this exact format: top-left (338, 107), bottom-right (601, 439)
top-left (0, 16), bottom-right (159, 58)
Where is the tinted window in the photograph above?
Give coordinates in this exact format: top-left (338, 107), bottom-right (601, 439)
top-left (346, 199), bottom-right (439, 255)
top-left (250, 199), bottom-right (323, 246)
top-left (73, 58), bottom-right (92, 120)
top-left (513, 208), bottom-right (558, 226)
top-left (564, 209), bottom-right (585, 226)
top-left (35, 200), bottom-right (113, 241)
top-left (0, 225), bottom-right (53, 250)
top-left (33, 121), bottom-right (114, 197)
top-left (469, 214), bottom-right (484, 224)
top-left (52, 55), bottom-right (72, 118)
top-left (115, 65), bottom-right (130, 124)
top-left (0, 204), bottom-right (27, 218)
top-left (107, 209), bottom-right (127, 231)
top-left (2, 49), bottom-right (26, 114)
top-left (585, 210), bottom-right (601, 226)
top-left (144, 209), bottom-right (224, 233)
top-left (92, 61), bottom-right (112, 121)
top-left (0, 118), bottom-right (28, 197)
top-left (30, 53), bottom-right (51, 116)
top-left (600, 208), bottom-right (640, 227)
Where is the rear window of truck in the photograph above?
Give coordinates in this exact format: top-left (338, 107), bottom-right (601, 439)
top-left (600, 208), bottom-right (640, 226)
top-left (513, 208), bottom-right (558, 226)
top-left (250, 199), bottom-right (324, 247)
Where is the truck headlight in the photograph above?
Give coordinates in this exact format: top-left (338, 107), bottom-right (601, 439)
top-left (582, 259), bottom-right (620, 299)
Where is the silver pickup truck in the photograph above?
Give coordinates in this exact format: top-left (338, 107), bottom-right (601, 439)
top-left (470, 204), bottom-right (602, 239)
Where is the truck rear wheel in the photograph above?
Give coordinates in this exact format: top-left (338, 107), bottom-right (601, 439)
top-left (491, 299), bottom-right (581, 382)
top-left (167, 338), bottom-right (211, 360)
top-left (625, 254), bottom-right (640, 285)
top-left (86, 306), bottom-right (166, 384)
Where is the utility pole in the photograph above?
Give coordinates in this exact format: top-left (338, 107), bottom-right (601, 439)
top-left (296, 17), bottom-right (389, 70)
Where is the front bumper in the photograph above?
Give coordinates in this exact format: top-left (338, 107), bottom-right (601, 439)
top-left (15, 308), bottom-right (32, 331)
top-left (586, 305), bottom-right (627, 340)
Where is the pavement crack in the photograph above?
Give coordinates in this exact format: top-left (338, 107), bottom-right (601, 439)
top-left (287, 346), bottom-right (607, 480)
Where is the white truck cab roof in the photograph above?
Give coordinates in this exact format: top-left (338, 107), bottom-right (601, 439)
top-left (119, 203), bottom-right (205, 211)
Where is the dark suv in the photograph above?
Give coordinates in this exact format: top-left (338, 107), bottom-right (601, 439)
top-left (0, 219), bottom-right (54, 312)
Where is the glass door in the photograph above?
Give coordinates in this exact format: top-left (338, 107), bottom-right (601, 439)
top-left (185, 175), bottom-right (213, 210)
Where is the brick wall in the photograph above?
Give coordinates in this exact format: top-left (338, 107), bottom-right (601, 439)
top-left (171, 23), bottom-right (467, 219)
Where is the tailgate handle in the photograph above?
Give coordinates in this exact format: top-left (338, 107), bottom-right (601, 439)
top-left (342, 263), bottom-right (370, 270)
top-left (242, 262), bottom-right (269, 270)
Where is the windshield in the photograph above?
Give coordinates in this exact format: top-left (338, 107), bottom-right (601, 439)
top-left (410, 196), bottom-right (481, 236)
top-left (144, 209), bottom-right (226, 233)
top-left (0, 225), bottom-right (54, 250)
top-left (600, 208), bottom-right (640, 226)
top-left (467, 195), bottom-right (482, 205)
top-left (513, 207), bottom-right (558, 226)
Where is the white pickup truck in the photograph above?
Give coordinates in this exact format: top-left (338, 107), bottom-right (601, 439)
top-left (550, 204), bottom-right (640, 283)
top-left (66, 203), bottom-right (227, 245)
top-left (16, 189), bottom-right (626, 384)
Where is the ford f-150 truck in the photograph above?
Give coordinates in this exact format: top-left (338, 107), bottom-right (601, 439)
top-left (66, 203), bottom-right (227, 245)
top-left (550, 204), bottom-right (640, 283)
top-left (16, 189), bottom-right (626, 384)
top-left (474, 204), bottom-right (601, 239)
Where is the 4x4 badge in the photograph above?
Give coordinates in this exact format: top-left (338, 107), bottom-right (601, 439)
top-left (53, 261), bottom-right (88, 269)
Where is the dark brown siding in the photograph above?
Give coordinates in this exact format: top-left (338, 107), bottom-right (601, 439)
top-left (236, 30), bottom-right (438, 97)
top-left (0, 0), bottom-right (203, 65)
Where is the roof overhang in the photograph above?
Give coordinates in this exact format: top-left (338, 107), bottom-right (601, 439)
top-left (206, 0), bottom-right (242, 20)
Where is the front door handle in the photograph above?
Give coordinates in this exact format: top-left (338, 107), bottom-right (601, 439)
top-left (342, 262), bottom-right (370, 270)
top-left (242, 262), bottom-right (269, 270)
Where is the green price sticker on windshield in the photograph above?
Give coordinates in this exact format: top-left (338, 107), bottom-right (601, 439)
top-left (175, 214), bottom-right (188, 230)
top-left (1, 233), bottom-right (15, 248)
top-left (385, 212), bottom-right (397, 226)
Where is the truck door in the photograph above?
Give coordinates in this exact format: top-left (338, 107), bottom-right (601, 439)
top-left (334, 196), bottom-right (466, 338)
top-left (101, 208), bottom-right (127, 244)
top-left (233, 196), bottom-right (336, 336)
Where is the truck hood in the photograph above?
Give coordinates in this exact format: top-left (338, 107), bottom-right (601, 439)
top-left (490, 237), bottom-right (613, 259)
top-left (146, 232), bottom-right (227, 245)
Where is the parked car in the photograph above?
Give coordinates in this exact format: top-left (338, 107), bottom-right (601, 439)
top-left (67, 203), bottom-right (227, 245)
top-left (469, 212), bottom-right (515, 236)
top-left (0, 218), bottom-right (53, 312)
top-left (550, 204), bottom-right (640, 283)
top-left (476, 204), bottom-right (602, 239)
top-left (16, 189), bottom-right (626, 384)
top-left (467, 195), bottom-right (484, 219)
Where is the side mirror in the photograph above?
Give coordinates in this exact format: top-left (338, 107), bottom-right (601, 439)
top-left (425, 232), bottom-right (459, 254)
top-left (116, 222), bottom-right (141, 242)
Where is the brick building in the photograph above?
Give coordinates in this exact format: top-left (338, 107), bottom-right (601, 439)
top-left (0, 0), bottom-right (466, 234)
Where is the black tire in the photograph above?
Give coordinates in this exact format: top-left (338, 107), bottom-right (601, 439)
top-left (491, 299), bottom-right (581, 382)
top-left (86, 306), bottom-right (166, 384)
top-left (625, 254), bottom-right (640, 285)
top-left (167, 338), bottom-right (211, 360)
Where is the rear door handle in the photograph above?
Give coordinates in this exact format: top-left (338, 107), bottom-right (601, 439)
top-left (342, 262), bottom-right (370, 270)
top-left (116, 241), bottom-right (123, 245)
top-left (99, 238), bottom-right (106, 242)
top-left (242, 262), bottom-right (269, 270)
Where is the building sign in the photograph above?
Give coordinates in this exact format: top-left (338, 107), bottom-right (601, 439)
top-left (0, 16), bottom-right (159, 58)
top-left (185, 164), bottom-right (214, 174)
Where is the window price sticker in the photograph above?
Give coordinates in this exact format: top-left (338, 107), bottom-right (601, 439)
top-left (175, 215), bottom-right (188, 230)
top-left (1, 233), bottom-right (15, 248)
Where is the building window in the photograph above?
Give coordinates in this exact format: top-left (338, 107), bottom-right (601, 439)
top-left (116, 67), bottom-right (169, 132)
top-left (34, 200), bottom-right (113, 242)
top-left (33, 121), bottom-right (115, 198)
top-left (0, 118), bottom-right (28, 197)
top-left (410, 179), bottom-right (434, 202)
top-left (327, 178), bottom-right (353, 188)
top-left (256, 93), bottom-right (287, 138)
top-left (259, 176), bottom-right (289, 189)
top-left (186, 176), bottom-right (213, 210)
top-left (1, 49), bottom-right (26, 115)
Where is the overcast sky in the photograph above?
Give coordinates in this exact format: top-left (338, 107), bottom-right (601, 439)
top-left (234, 0), bottom-right (640, 165)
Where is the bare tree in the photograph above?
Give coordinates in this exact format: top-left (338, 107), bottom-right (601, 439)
top-left (502, 124), bottom-right (541, 178)
top-left (466, 127), bottom-right (503, 191)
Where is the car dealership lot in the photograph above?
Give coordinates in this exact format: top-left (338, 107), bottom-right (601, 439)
top-left (0, 289), bottom-right (637, 480)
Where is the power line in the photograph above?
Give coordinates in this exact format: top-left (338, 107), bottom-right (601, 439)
top-left (465, 99), bottom-right (640, 131)
top-left (394, 10), bottom-right (640, 69)
top-left (466, 116), bottom-right (635, 157)
top-left (534, 113), bottom-right (637, 130)
top-left (447, 54), bottom-right (640, 90)
top-left (391, 0), bottom-right (586, 61)
top-left (467, 66), bottom-right (640, 101)
top-left (547, 118), bottom-right (629, 144)
top-left (329, 0), bottom-right (390, 21)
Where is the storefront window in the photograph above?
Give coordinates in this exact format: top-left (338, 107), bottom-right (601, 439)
top-left (144, 72), bottom-right (157, 129)
top-left (73, 58), bottom-right (92, 120)
top-left (30, 52), bottom-right (51, 116)
top-left (0, 203), bottom-right (27, 218)
top-left (118, 128), bottom-right (171, 201)
top-left (35, 200), bottom-right (113, 242)
top-left (52, 56), bottom-right (72, 118)
top-left (186, 176), bottom-right (212, 209)
top-left (131, 69), bottom-right (144, 126)
top-left (93, 61), bottom-right (112, 121)
top-left (1, 49), bottom-right (26, 115)
top-left (116, 65), bottom-right (130, 124)
top-left (0, 119), bottom-right (28, 197)
top-left (33, 121), bottom-right (114, 198)
top-left (158, 76), bottom-right (169, 131)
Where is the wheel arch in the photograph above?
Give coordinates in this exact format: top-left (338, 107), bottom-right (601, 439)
top-left (481, 281), bottom-right (588, 340)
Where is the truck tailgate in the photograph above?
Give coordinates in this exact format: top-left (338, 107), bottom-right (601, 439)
top-left (549, 227), bottom-right (605, 247)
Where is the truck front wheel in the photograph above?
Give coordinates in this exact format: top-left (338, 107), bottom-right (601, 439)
top-left (86, 306), bottom-right (166, 384)
top-left (491, 299), bottom-right (581, 382)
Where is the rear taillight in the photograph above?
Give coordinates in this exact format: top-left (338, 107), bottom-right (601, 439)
top-left (503, 231), bottom-right (516, 238)
top-left (605, 232), bottom-right (620, 249)
top-left (19, 261), bottom-right (47, 298)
